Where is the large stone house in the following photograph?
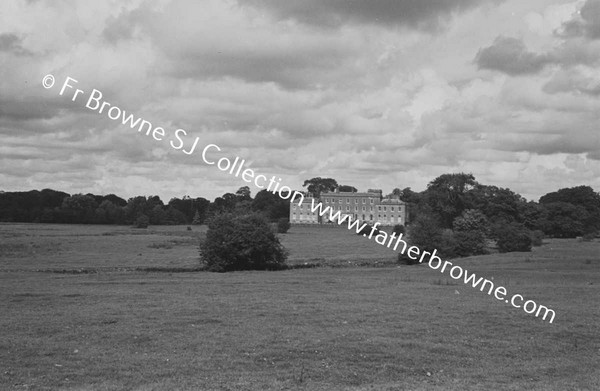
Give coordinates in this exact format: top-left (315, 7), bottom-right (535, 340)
top-left (289, 188), bottom-right (408, 226)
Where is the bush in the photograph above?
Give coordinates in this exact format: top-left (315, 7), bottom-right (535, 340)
top-left (398, 214), bottom-right (444, 265)
top-left (530, 230), bottom-right (544, 246)
top-left (496, 223), bottom-right (532, 253)
top-left (200, 213), bottom-right (288, 272)
top-left (451, 209), bottom-right (488, 257)
top-left (134, 214), bottom-right (149, 228)
top-left (454, 230), bottom-right (487, 257)
top-left (582, 232), bottom-right (596, 242)
top-left (277, 218), bottom-right (291, 234)
top-left (392, 224), bottom-right (405, 236)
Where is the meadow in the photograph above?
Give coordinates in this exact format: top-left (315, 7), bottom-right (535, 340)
top-left (1, 223), bottom-right (599, 390)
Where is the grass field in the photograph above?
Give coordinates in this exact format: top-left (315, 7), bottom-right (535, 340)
top-left (1, 223), bottom-right (599, 390)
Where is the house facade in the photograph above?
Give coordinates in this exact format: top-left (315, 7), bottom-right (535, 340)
top-left (289, 189), bottom-right (408, 227)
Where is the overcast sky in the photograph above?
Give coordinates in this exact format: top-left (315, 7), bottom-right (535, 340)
top-left (1, 0), bottom-right (599, 202)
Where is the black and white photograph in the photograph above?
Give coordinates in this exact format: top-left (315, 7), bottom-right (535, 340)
top-left (1, 0), bottom-right (599, 389)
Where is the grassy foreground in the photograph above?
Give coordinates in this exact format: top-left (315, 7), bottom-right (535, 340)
top-left (1, 223), bottom-right (599, 390)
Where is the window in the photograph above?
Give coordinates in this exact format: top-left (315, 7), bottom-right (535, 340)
top-left (362, 206), bottom-right (365, 211)
top-left (370, 199), bottom-right (374, 204)
top-left (355, 199), bottom-right (358, 204)
top-left (346, 199), bottom-right (350, 203)
top-left (362, 199), bottom-right (366, 204)
top-left (339, 199), bottom-right (342, 204)
top-left (354, 206), bottom-right (358, 211)
top-left (346, 206), bottom-right (350, 211)
top-left (391, 207), bottom-right (395, 212)
top-left (384, 206), bottom-right (387, 212)
top-left (370, 214), bottom-right (373, 220)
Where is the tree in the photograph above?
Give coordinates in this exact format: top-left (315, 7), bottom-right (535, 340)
top-left (251, 189), bottom-right (290, 221)
top-left (200, 213), bottom-right (288, 272)
top-left (134, 214), bottom-right (150, 228)
top-left (302, 177), bottom-right (338, 198)
top-left (540, 186), bottom-right (600, 235)
top-left (277, 217), bottom-right (290, 233)
top-left (452, 209), bottom-right (489, 257)
top-left (150, 204), bottom-right (168, 225)
top-left (537, 202), bottom-right (588, 238)
top-left (235, 186), bottom-right (252, 201)
top-left (467, 185), bottom-right (525, 225)
top-left (495, 223), bottom-right (532, 253)
top-left (423, 173), bottom-right (478, 228)
top-left (192, 210), bottom-right (202, 225)
top-left (123, 196), bottom-right (148, 224)
top-left (60, 194), bottom-right (98, 223)
top-left (338, 185), bottom-right (357, 192)
top-left (392, 224), bottom-right (405, 236)
top-left (399, 213), bottom-right (444, 264)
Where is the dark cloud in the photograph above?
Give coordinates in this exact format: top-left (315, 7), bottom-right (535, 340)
top-left (475, 36), bottom-right (551, 75)
top-left (242, 0), bottom-right (499, 31)
top-left (0, 33), bottom-right (31, 56)
top-left (0, 97), bottom-right (65, 121)
top-left (559, 0), bottom-right (600, 40)
top-left (166, 47), bottom-right (355, 90)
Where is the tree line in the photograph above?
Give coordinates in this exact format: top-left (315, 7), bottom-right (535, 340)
top-left (0, 186), bottom-right (290, 226)
top-left (1, 173), bottom-right (599, 241)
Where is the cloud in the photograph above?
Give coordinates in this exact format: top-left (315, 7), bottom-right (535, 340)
top-left (543, 67), bottom-right (600, 96)
top-left (559, 0), bottom-right (600, 40)
top-left (0, 33), bottom-right (30, 55)
top-left (475, 36), bottom-right (551, 75)
top-left (1, 0), bottom-right (600, 203)
top-left (241, 0), bottom-right (500, 31)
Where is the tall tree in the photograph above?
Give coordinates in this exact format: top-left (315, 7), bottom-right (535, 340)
top-left (338, 185), bottom-right (357, 193)
top-left (302, 177), bottom-right (338, 198)
top-left (423, 173), bottom-right (478, 228)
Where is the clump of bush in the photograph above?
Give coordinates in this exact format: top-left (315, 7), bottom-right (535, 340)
top-left (582, 232), bottom-right (596, 242)
top-left (452, 209), bottom-right (488, 257)
top-left (496, 223), bottom-right (532, 253)
top-left (277, 218), bottom-right (291, 234)
top-left (398, 214), bottom-right (444, 265)
top-left (530, 230), bottom-right (544, 246)
top-left (199, 213), bottom-right (288, 272)
top-left (134, 214), bottom-right (149, 228)
top-left (392, 224), bottom-right (405, 236)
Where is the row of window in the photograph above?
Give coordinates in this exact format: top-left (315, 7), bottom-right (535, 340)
top-left (323, 197), bottom-right (374, 205)
top-left (293, 204), bottom-right (400, 212)
top-left (291, 213), bottom-right (402, 222)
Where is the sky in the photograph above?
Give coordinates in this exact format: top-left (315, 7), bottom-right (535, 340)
top-left (1, 0), bottom-right (599, 203)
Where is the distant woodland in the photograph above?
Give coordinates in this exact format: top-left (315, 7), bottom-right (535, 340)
top-left (1, 173), bottom-right (599, 239)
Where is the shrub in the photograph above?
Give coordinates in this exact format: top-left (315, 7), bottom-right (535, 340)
top-left (392, 224), bottom-right (405, 236)
top-left (453, 209), bottom-right (489, 234)
top-left (398, 214), bottom-right (444, 265)
top-left (451, 209), bottom-right (488, 257)
top-left (496, 223), bottom-right (532, 253)
top-left (200, 213), bottom-right (287, 272)
top-left (582, 232), bottom-right (596, 242)
top-left (454, 230), bottom-right (487, 257)
top-left (530, 230), bottom-right (544, 246)
top-left (277, 218), bottom-right (291, 234)
top-left (134, 214), bottom-right (149, 228)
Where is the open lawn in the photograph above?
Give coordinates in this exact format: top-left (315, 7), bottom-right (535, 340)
top-left (1, 223), bottom-right (599, 390)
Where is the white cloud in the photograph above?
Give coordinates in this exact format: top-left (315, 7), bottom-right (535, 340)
top-left (0, 0), bottom-right (599, 202)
